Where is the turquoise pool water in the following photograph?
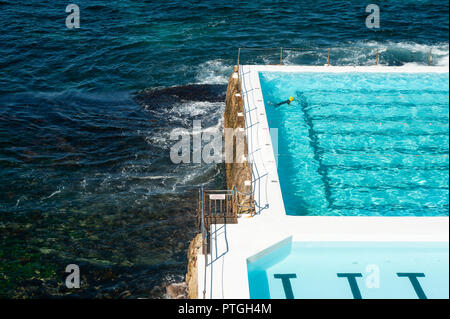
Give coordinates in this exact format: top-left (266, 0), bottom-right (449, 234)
top-left (247, 241), bottom-right (449, 299)
top-left (260, 72), bottom-right (449, 216)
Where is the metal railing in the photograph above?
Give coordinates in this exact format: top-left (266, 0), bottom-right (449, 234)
top-left (236, 45), bottom-right (437, 215)
top-left (232, 185), bottom-right (255, 216)
top-left (197, 187), bottom-right (250, 249)
top-left (198, 187), bottom-right (233, 298)
top-left (239, 66), bottom-right (270, 216)
top-left (197, 185), bottom-right (254, 298)
top-left (197, 187), bottom-right (255, 239)
top-left (198, 186), bottom-right (208, 299)
top-left (237, 47), bottom-right (435, 66)
top-left (200, 45), bottom-right (438, 298)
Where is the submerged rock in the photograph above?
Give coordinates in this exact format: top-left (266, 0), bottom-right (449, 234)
top-left (166, 282), bottom-right (187, 299)
top-left (134, 84), bottom-right (227, 108)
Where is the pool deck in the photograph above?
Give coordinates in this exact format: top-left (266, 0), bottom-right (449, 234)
top-left (197, 65), bottom-right (449, 299)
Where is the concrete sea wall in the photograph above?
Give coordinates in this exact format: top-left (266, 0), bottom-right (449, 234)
top-left (184, 66), bottom-right (253, 299)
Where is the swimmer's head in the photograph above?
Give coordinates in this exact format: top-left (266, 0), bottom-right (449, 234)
top-left (289, 96), bottom-right (294, 102)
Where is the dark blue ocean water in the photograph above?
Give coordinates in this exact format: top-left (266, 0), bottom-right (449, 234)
top-left (0, 0), bottom-right (448, 298)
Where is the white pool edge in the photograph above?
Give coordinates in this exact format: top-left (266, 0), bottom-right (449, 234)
top-left (197, 65), bottom-right (449, 299)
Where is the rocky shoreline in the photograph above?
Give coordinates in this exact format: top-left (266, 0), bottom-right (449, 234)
top-left (167, 66), bottom-right (253, 299)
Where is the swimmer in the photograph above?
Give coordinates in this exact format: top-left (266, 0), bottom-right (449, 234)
top-left (275, 96), bottom-right (294, 107)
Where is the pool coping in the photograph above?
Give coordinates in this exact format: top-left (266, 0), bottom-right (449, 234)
top-left (197, 65), bottom-right (449, 299)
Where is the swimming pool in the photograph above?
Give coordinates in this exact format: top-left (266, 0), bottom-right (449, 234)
top-left (247, 240), bottom-right (449, 299)
top-left (260, 72), bottom-right (449, 216)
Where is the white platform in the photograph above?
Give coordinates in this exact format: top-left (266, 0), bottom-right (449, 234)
top-left (197, 65), bottom-right (449, 299)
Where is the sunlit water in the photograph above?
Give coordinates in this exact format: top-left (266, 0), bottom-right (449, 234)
top-left (248, 241), bottom-right (449, 299)
top-left (261, 72), bottom-right (449, 216)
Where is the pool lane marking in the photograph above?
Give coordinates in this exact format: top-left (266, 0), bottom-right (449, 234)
top-left (297, 91), bottom-right (334, 209)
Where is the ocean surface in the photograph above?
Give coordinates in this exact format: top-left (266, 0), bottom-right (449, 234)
top-left (0, 0), bottom-right (448, 298)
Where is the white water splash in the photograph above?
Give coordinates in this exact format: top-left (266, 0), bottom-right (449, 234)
top-left (195, 59), bottom-right (231, 84)
top-left (44, 186), bottom-right (64, 200)
top-left (280, 41), bottom-right (449, 66)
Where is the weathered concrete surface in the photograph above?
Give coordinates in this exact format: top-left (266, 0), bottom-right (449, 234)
top-left (185, 233), bottom-right (202, 299)
top-left (224, 66), bottom-right (253, 213)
